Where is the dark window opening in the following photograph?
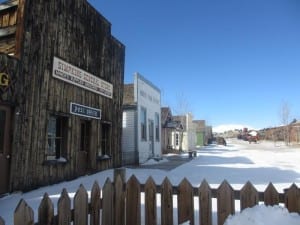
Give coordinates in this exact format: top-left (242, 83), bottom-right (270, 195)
top-left (101, 123), bottom-right (111, 156)
top-left (141, 107), bottom-right (147, 141)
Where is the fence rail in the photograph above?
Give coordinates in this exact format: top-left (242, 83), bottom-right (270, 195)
top-left (1, 170), bottom-right (300, 225)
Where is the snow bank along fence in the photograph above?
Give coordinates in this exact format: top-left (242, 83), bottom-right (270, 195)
top-left (1, 169), bottom-right (300, 225)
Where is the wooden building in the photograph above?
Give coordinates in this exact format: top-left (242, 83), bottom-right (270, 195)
top-left (122, 73), bottom-right (161, 165)
top-left (0, 0), bottom-right (125, 194)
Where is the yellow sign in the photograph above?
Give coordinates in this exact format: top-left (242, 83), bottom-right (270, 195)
top-left (0, 72), bottom-right (10, 86)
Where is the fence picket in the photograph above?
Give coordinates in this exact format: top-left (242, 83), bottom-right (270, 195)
top-left (57, 188), bottom-right (71, 225)
top-left (264, 182), bottom-right (279, 206)
top-left (217, 180), bottom-right (235, 225)
top-left (161, 177), bottom-right (173, 225)
top-left (178, 178), bottom-right (194, 225)
top-left (126, 175), bottom-right (141, 225)
top-left (102, 178), bottom-right (113, 225)
top-left (5, 173), bottom-right (300, 225)
top-left (285, 184), bottom-right (300, 213)
top-left (14, 199), bottom-right (34, 225)
top-left (199, 179), bottom-right (212, 225)
top-left (74, 184), bottom-right (88, 225)
top-left (145, 177), bottom-right (157, 225)
top-left (0, 216), bottom-right (5, 225)
top-left (240, 181), bottom-right (258, 210)
top-left (38, 193), bottom-right (54, 225)
top-left (114, 174), bottom-right (125, 225)
top-left (90, 181), bottom-right (101, 225)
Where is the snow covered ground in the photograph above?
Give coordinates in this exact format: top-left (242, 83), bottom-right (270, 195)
top-left (1, 139), bottom-right (300, 225)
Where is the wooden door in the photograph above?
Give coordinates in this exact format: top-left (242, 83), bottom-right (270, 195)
top-left (77, 120), bottom-right (90, 176)
top-left (0, 105), bottom-right (11, 194)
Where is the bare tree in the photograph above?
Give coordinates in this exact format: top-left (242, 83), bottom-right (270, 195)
top-left (173, 92), bottom-right (192, 151)
top-left (279, 101), bottom-right (291, 145)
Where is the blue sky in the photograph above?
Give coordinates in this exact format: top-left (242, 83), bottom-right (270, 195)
top-left (87, 0), bottom-right (300, 130)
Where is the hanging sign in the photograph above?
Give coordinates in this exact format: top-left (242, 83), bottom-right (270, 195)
top-left (70, 102), bottom-right (101, 119)
top-left (52, 57), bottom-right (113, 98)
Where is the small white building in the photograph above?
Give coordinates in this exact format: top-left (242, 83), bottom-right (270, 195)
top-left (122, 73), bottom-right (161, 165)
top-left (172, 113), bottom-right (196, 151)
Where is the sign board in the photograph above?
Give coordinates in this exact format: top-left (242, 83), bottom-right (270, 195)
top-left (0, 72), bottom-right (10, 87)
top-left (70, 102), bottom-right (101, 120)
top-left (52, 57), bottom-right (113, 98)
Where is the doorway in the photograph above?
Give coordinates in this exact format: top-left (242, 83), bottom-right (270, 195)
top-left (0, 105), bottom-right (11, 194)
top-left (77, 120), bottom-right (91, 176)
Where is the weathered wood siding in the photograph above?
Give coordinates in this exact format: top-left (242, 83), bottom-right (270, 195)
top-left (7, 0), bottom-right (125, 191)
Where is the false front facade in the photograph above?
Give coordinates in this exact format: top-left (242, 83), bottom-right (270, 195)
top-left (122, 73), bottom-right (161, 165)
top-left (0, 0), bottom-right (125, 193)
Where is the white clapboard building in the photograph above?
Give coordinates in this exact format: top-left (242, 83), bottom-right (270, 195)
top-left (122, 73), bottom-right (161, 165)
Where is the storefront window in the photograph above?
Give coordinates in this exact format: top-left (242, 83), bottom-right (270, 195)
top-left (47, 115), bottom-right (68, 161)
top-left (155, 112), bottom-right (160, 141)
top-left (141, 107), bottom-right (147, 141)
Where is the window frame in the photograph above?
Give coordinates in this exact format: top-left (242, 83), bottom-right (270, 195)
top-left (46, 114), bottom-right (68, 161)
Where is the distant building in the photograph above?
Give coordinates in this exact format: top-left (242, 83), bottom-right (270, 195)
top-left (172, 113), bottom-right (196, 151)
top-left (161, 107), bottom-right (183, 153)
top-left (122, 73), bottom-right (161, 165)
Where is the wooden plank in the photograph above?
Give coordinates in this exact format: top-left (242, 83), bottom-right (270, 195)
top-left (217, 180), bottom-right (235, 225)
top-left (0, 26), bottom-right (16, 37)
top-left (126, 175), bottom-right (141, 225)
top-left (38, 193), bottom-right (54, 225)
top-left (264, 183), bottom-right (279, 206)
top-left (114, 174), bottom-right (125, 225)
top-left (74, 184), bottom-right (88, 225)
top-left (14, 199), bottom-right (34, 225)
top-left (177, 178), bottom-right (194, 225)
top-left (161, 177), bottom-right (173, 225)
top-left (145, 177), bottom-right (157, 225)
top-left (102, 178), bottom-right (113, 225)
top-left (199, 179), bottom-right (212, 225)
top-left (90, 181), bottom-right (101, 225)
top-left (57, 188), bottom-right (71, 225)
top-left (240, 181), bottom-right (258, 210)
top-left (285, 184), bottom-right (300, 213)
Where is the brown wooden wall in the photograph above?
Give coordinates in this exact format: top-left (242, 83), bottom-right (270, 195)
top-left (6, 0), bottom-right (125, 191)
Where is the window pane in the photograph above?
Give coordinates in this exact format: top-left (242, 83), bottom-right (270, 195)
top-left (140, 107), bottom-right (147, 141)
top-left (47, 116), bottom-right (56, 156)
top-left (47, 115), bottom-right (68, 160)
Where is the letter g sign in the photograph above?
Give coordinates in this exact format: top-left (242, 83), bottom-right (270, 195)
top-left (0, 72), bottom-right (10, 86)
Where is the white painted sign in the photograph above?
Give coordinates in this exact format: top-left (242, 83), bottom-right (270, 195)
top-left (52, 57), bottom-right (113, 98)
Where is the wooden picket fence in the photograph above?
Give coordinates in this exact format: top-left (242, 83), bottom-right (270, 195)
top-left (0, 173), bottom-right (300, 225)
